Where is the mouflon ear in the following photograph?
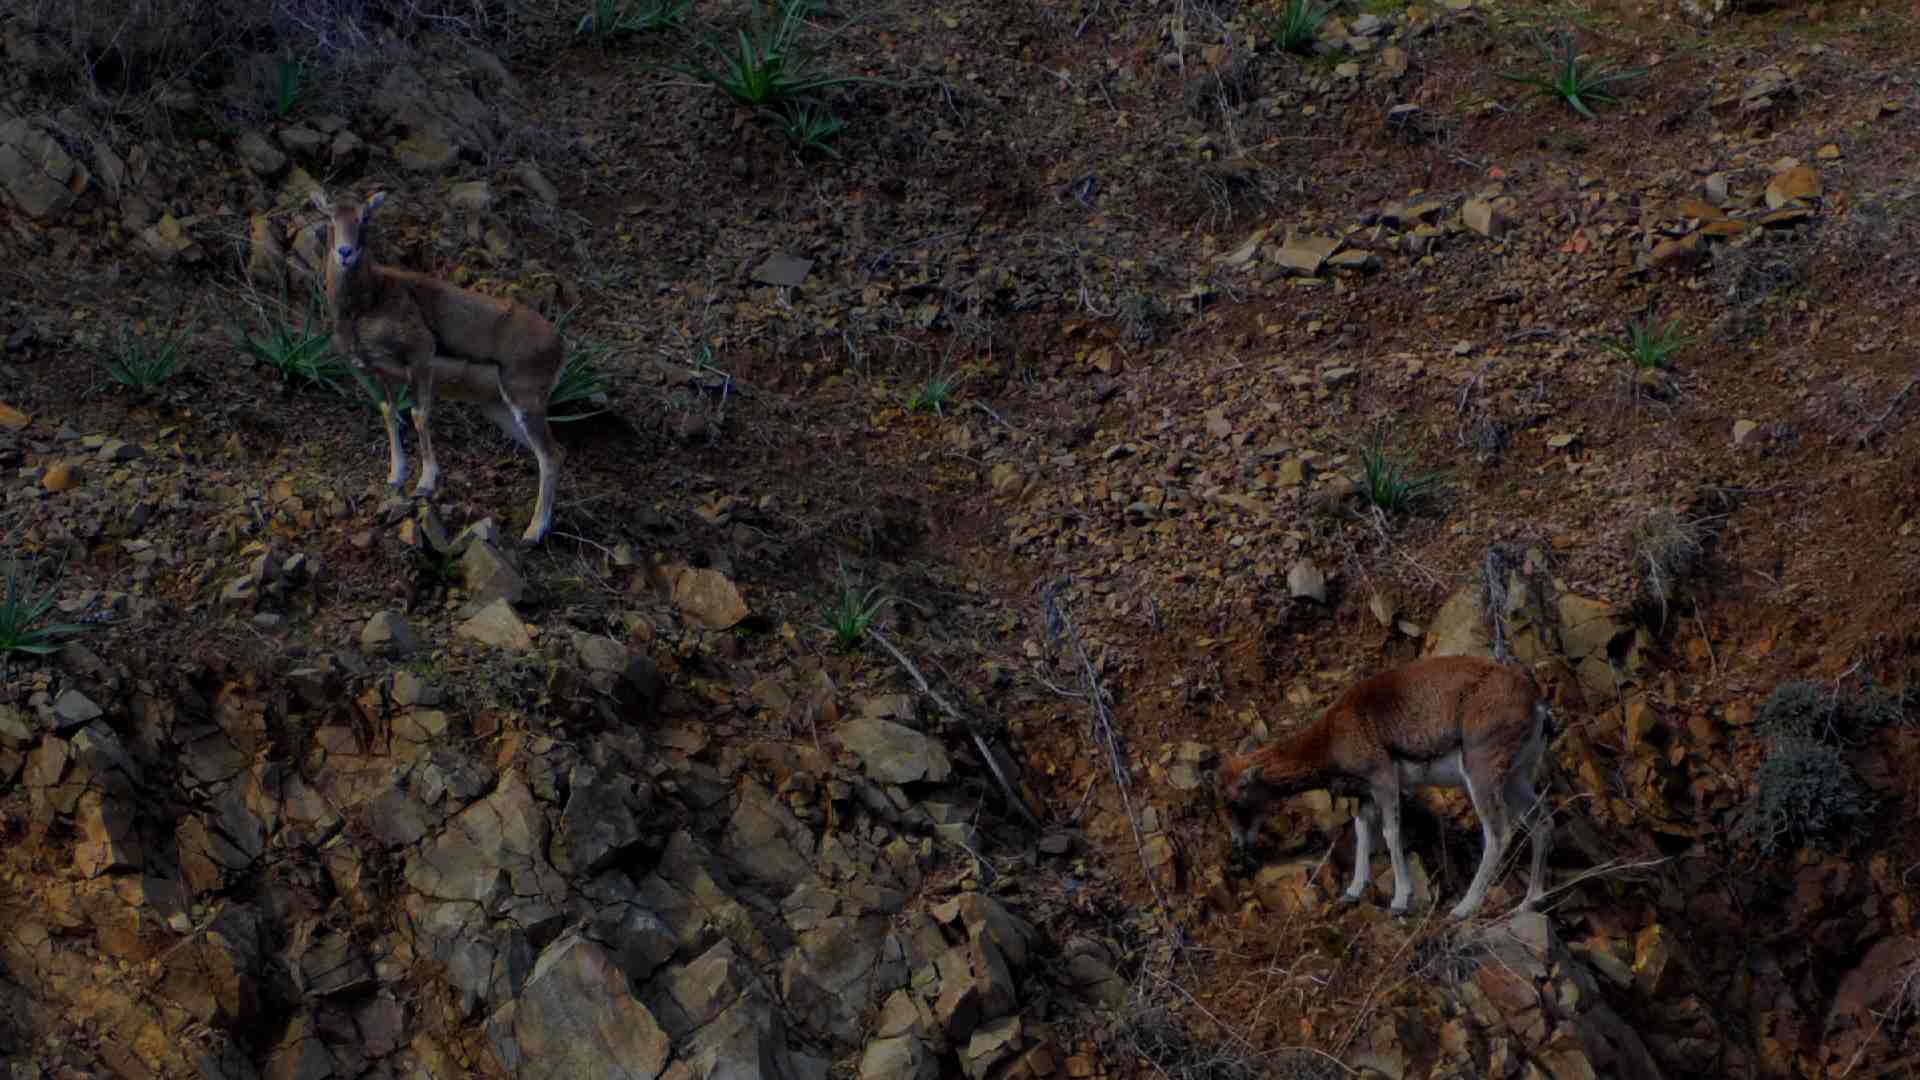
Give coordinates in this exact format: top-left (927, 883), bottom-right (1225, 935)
top-left (362, 190), bottom-right (387, 220)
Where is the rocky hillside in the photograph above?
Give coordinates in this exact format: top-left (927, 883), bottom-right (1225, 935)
top-left (3, 0), bottom-right (1920, 1077)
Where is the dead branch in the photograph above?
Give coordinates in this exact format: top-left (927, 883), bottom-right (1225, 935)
top-left (868, 628), bottom-right (1040, 831)
top-left (1040, 578), bottom-right (1181, 939)
top-left (1845, 371), bottom-right (1920, 448)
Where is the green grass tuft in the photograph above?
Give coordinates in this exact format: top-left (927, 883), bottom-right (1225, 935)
top-left (905, 369), bottom-right (964, 415)
top-left (1606, 315), bottom-right (1691, 370)
top-left (234, 290), bottom-right (351, 394)
top-left (820, 575), bottom-right (889, 650)
top-left (1497, 28), bottom-right (1646, 120)
top-left (1356, 430), bottom-right (1442, 514)
top-left (96, 315), bottom-right (190, 392)
top-left (1267, 0), bottom-right (1331, 55)
top-left (679, 0), bottom-right (881, 110)
top-left (0, 558), bottom-right (90, 659)
top-left (577, 0), bottom-right (691, 46)
top-left (765, 99), bottom-right (848, 157)
top-left (551, 338), bottom-right (615, 423)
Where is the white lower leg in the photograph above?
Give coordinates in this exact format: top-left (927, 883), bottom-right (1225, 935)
top-left (380, 401), bottom-right (408, 489)
top-left (1381, 801), bottom-right (1412, 914)
top-left (413, 424), bottom-right (439, 494)
top-left (1517, 782), bottom-right (1551, 908)
top-left (1453, 772), bottom-right (1506, 919)
top-left (1344, 806), bottom-right (1375, 902)
top-left (512, 405), bottom-right (555, 545)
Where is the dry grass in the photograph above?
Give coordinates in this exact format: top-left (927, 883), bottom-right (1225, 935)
top-left (1628, 509), bottom-right (1706, 624)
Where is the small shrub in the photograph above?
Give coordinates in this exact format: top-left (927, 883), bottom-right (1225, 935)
top-left (0, 558), bottom-right (90, 659)
top-left (820, 577), bottom-right (888, 650)
top-left (765, 99), bottom-right (847, 157)
top-left (905, 370), bottom-right (962, 415)
top-left (1497, 28), bottom-right (1646, 120)
top-left (1267, 0), bottom-right (1331, 56)
top-left (234, 290), bottom-right (350, 394)
top-left (1757, 677), bottom-right (1903, 744)
top-left (1744, 738), bottom-right (1875, 856)
top-left (680, 0), bottom-right (876, 110)
top-left (1356, 430), bottom-right (1442, 514)
top-left (1606, 316), bottom-right (1690, 370)
top-left (96, 316), bottom-right (190, 392)
top-left (577, 0), bottom-right (691, 45)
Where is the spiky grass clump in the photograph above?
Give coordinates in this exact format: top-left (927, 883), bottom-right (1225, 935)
top-left (577, 0), bottom-right (690, 46)
top-left (1267, 0), bottom-right (1331, 56)
top-left (234, 290), bottom-right (350, 394)
top-left (1606, 316), bottom-right (1691, 370)
top-left (764, 99), bottom-right (847, 158)
top-left (551, 339), bottom-right (615, 423)
top-left (680, 0), bottom-right (876, 110)
top-left (1356, 431), bottom-right (1442, 514)
top-left (96, 316), bottom-right (191, 392)
top-left (0, 558), bottom-right (89, 658)
top-left (820, 578), bottom-right (889, 650)
top-left (1498, 28), bottom-right (1646, 120)
top-left (905, 370), bottom-right (963, 415)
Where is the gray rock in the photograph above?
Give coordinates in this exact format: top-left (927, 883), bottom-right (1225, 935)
top-left (487, 933), bottom-right (671, 1080)
top-left (0, 703), bottom-right (32, 746)
top-left (456, 597), bottom-right (533, 651)
top-left (299, 931), bottom-right (373, 997)
top-left (860, 1034), bottom-right (939, 1080)
top-left (783, 915), bottom-right (891, 1042)
top-left (276, 125), bottom-right (328, 157)
top-left (405, 772), bottom-right (565, 931)
top-left (361, 782), bottom-right (436, 847)
top-left (51, 688), bottom-right (104, 733)
top-left (963, 1016), bottom-right (1023, 1080)
top-left (588, 898), bottom-right (676, 986)
top-left (516, 160), bottom-right (559, 206)
top-left (0, 115), bottom-right (89, 217)
top-left (158, 905), bottom-right (265, 1025)
top-left (73, 789), bottom-right (140, 876)
top-left (647, 938), bottom-right (752, 1038)
top-left (390, 669), bottom-right (444, 708)
top-left (835, 718), bottom-right (952, 785)
top-left (951, 893), bottom-right (1035, 969)
top-left (671, 565), bottom-right (749, 630)
top-left (724, 779), bottom-right (817, 891)
top-left (572, 632), bottom-right (627, 674)
top-left (235, 130), bottom-right (287, 176)
top-left (460, 540), bottom-right (524, 605)
top-left (672, 981), bottom-right (820, 1080)
top-left (560, 764), bottom-right (653, 877)
top-left (448, 179), bottom-right (493, 211)
top-left (360, 611), bottom-right (420, 658)
top-left (1288, 558), bottom-right (1327, 603)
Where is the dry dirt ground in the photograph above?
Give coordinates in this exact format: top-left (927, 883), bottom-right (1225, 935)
top-left (5, 0), bottom-right (1920, 1076)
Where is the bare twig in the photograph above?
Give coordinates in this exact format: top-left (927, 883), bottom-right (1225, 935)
top-left (868, 628), bottom-right (1041, 830)
top-left (1847, 371), bottom-right (1920, 448)
top-left (1040, 578), bottom-right (1181, 939)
